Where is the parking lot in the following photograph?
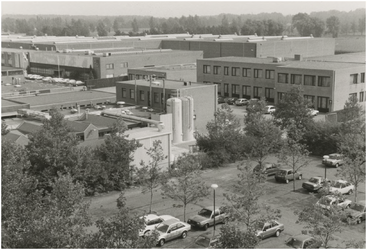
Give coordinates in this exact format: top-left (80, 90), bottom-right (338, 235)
top-left (87, 153), bottom-right (366, 248)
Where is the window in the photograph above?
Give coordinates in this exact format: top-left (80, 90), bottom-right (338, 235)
top-left (317, 96), bottom-right (329, 109)
top-left (224, 83), bottom-right (229, 97)
top-left (362, 73), bottom-right (365, 83)
top-left (291, 74), bottom-right (302, 85)
top-left (213, 66), bottom-right (221, 75)
top-left (232, 67), bottom-right (240, 76)
top-left (120, 62), bottom-right (128, 68)
top-left (224, 67), bottom-right (229, 75)
top-left (203, 65), bottom-right (211, 74)
top-left (253, 87), bottom-right (262, 98)
top-left (304, 95), bottom-right (315, 107)
top-left (106, 63), bottom-right (114, 69)
top-left (277, 92), bottom-right (285, 101)
top-left (254, 69), bottom-right (263, 78)
top-left (360, 91), bottom-right (365, 102)
top-left (350, 74), bottom-right (358, 84)
top-left (265, 88), bottom-right (274, 102)
top-left (304, 75), bottom-right (316, 86)
top-left (154, 92), bottom-right (160, 103)
top-left (349, 93), bottom-right (358, 102)
top-left (122, 88), bottom-right (127, 98)
top-left (139, 90), bottom-right (145, 101)
top-left (214, 82), bottom-right (221, 95)
top-left (242, 68), bottom-right (251, 77)
top-left (265, 70), bottom-right (275, 79)
top-left (278, 73), bottom-right (288, 83)
top-left (106, 74), bottom-right (114, 78)
top-left (242, 85), bottom-right (251, 98)
top-left (130, 89), bottom-right (135, 99)
top-left (232, 84), bottom-right (240, 97)
top-left (318, 76), bottom-right (331, 87)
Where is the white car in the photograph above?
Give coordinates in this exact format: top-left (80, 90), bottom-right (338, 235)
top-left (139, 214), bottom-right (179, 237)
top-left (328, 180), bottom-right (355, 195)
top-left (265, 105), bottom-right (276, 114)
top-left (154, 218), bottom-right (191, 246)
top-left (75, 80), bottom-right (85, 86)
top-left (307, 108), bottom-right (319, 116)
top-left (316, 195), bottom-right (352, 210)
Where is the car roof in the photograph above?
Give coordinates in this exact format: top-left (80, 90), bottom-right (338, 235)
top-left (329, 153), bottom-right (342, 157)
top-left (335, 180), bottom-right (348, 184)
top-left (279, 168), bottom-right (292, 171)
top-left (162, 218), bottom-right (182, 226)
top-left (144, 214), bottom-right (160, 220)
top-left (293, 234), bottom-right (313, 241)
top-left (160, 215), bottom-right (177, 221)
top-left (266, 105), bottom-right (275, 108)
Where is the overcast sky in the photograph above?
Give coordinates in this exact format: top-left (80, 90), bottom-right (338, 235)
top-left (1, 1), bottom-right (366, 17)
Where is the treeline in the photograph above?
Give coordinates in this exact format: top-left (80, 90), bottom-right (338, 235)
top-left (1, 8), bottom-right (365, 37)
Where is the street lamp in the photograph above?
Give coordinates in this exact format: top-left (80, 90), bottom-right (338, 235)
top-left (211, 184), bottom-right (218, 236)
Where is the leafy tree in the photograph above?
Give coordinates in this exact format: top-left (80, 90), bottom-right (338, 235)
top-left (272, 86), bottom-right (314, 131)
top-left (132, 18), bottom-right (139, 33)
top-left (161, 153), bottom-right (210, 221)
top-left (295, 200), bottom-right (347, 248)
top-left (216, 222), bottom-right (260, 248)
top-left (358, 16), bottom-right (366, 35)
top-left (195, 104), bottom-right (244, 167)
top-left (338, 95), bottom-right (365, 134)
top-left (292, 13), bottom-right (325, 37)
top-left (85, 192), bottom-right (157, 248)
top-left (96, 20), bottom-right (108, 36)
top-left (1, 120), bottom-right (9, 135)
top-left (351, 20), bottom-right (357, 35)
top-left (94, 117), bottom-right (141, 191)
top-left (224, 160), bottom-right (281, 233)
top-left (138, 140), bottom-right (166, 213)
top-left (326, 16), bottom-right (340, 38)
top-left (26, 108), bottom-right (81, 188)
top-left (278, 122), bottom-right (310, 191)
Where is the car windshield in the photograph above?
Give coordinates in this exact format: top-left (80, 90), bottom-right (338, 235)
top-left (331, 182), bottom-right (343, 188)
top-left (156, 224), bottom-right (169, 233)
top-left (319, 197), bottom-right (332, 206)
top-left (277, 170), bottom-right (287, 176)
top-left (195, 236), bottom-right (211, 247)
top-left (350, 203), bottom-right (365, 212)
top-left (309, 178), bottom-right (319, 184)
top-left (287, 238), bottom-right (304, 248)
top-left (329, 155), bottom-right (340, 159)
top-left (198, 208), bottom-right (212, 218)
top-left (255, 221), bottom-right (265, 230)
top-left (145, 219), bottom-right (159, 226)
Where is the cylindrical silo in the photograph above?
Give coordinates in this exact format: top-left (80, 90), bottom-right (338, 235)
top-left (186, 96), bottom-right (195, 141)
top-left (166, 98), bottom-right (183, 144)
top-left (180, 97), bottom-right (195, 141)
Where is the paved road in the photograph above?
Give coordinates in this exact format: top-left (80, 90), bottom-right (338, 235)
top-left (87, 153), bottom-right (366, 248)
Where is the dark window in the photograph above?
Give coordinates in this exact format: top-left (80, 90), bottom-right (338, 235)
top-left (224, 67), bottom-right (229, 76)
top-left (277, 92), bottom-right (285, 101)
top-left (139, 90), bottom-right (145, 101)
top-left (254, 69), bottom-right (263, 78)
top-left (278, 73), bottom-right (288, 83)
top-left (122, 88), bottom-right (127, 98)
top-left (253, 87), bottom-right (261, 98)
top-left (291, 74), bottom-right (302, 84)
top-left (350, 74), bottom-right (358, 84)
top-left (106, 63), bottom-right (114, 69)
top-left (265, 88), bottom-right (274, 102)
top-left (360, 91), bottom-right (365, 102)
top-left (304, 75), bottom-right (316, 86)
top-left (224, 83), bottom-right (229, 97)
top-left (232, 84), bottom-right (240, 97)
top-left (213, 66), bottom-right (221, 75)
top-left (130, 89), bottom-right (135, 99)
top-left (203, 65), bottom-right (211, 74)
top-left (154, 92), bottom-right (160, 103)
top-left (265, 70), bottom-right (275, 79)
top-left (232, 67), bottom-right (240, 76)
top-left (361, 73), bottom-right (365, 83)
top-left (304, 95), bottom-right (315, 107)
top-left (242, 68), bottom-right (251, 77)
top-left (317, 96), bottom-right (329, 110)
top-left (318, 76), bottom-right (331, 87)
top-left (242, 85), bottom-right (251, 98)
top-left (214, 82), bottom-right (221, 95)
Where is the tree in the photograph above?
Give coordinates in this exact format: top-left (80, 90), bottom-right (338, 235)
top-left (94, 117), bottom-right (141, 191)
top-left (161, 153), bottom-right (210, 221)
top-left (351, 20), bottom-right (357, 35)
top-left (358, 16), bottom-right (366, 35)
top-left (2, 120), bottom-right (9, 135)
top-left (96, 20), bottom-right (108, 36)
top-left (278, 122), bottom-right (310, 191)
top-left (224, 160), bottom-right (281, 235)
top-left (216, 222), bottom-right (260, 248)
top-left (195, 104), bottom-right (245, 167)
top-left (272, 86), bottom-right (314, 131)
top-left (85, 192), bottom-right (157, 248)
top-left (131, 18), bottom-right (139, 33)
top-left (26, 108), bottom-right (81, 188)
top-left (295, 200), bottom-right (347, 248)
top-left (138, 140), bottom-right (166, 213)
top-left (326, 16), bottom-right (340, 38)
top-left (292, 13), bottom-right (325, 37)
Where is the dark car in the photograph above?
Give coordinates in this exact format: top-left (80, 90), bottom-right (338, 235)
top-left (346, 200), bottom-right (366, 224)
top-left (224, 97), bottom-right (238, 105)
top-left (275, 169), bottom-right (302, 184)
top-left (187, 206), bottom-right (229, 230)
top-left (253, 163), bottom-right (281, 176)
top-left (185, 232), bottom-right (220, 249)
top-left (302, 176), bottom-right (330, 192)
top-left (217, 96), bottom-right (225, 104)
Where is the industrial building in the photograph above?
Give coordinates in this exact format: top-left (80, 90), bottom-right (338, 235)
top-left (197, 52), bottom-right (366, 112)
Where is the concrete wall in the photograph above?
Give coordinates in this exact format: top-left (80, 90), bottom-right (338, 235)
top-left (86, 76), bottom-right (127, 89)
top-left (30, 52), bottom-right (93, 68)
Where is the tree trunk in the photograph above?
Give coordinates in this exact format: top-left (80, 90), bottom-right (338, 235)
top-left (183, 204), bottom-right (186, 222)
top-left (293, 172), bottom-right (296, 191)
top-left (354, 185), bottom-right (358, 202)
top-left (149, 189), bottom-right (153, 213)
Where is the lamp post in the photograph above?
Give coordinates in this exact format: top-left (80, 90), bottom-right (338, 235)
top-left (211, 184), bottom-right (218, 236)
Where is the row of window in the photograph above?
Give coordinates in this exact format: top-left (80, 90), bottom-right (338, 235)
top-left (350, 73), bottom-right (365, 84)
top-left (105, 62), bottom-right (129, 70)
top-left (350, 91), bottom-right (366, 102)
top-left (205, 65), bottom-right (276, 80)
top-left (121, 88), bottom-right (171, 104)
top-left (217, 83), bottom-right (275, 99)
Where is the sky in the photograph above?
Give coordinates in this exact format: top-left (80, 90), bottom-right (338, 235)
top-left (1, 0), bottom-right (366, 17)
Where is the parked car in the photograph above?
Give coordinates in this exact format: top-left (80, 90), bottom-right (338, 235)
top-left (346, 200), bottom-right (366, 224)
top-left (217, 96), bottom-right (225, 104)
top-left (327, 180), bottom-right (355, 195)
top-left (285, 234), bottom-right (322, 249)
top-left (139, 214), bottom-right (179, 237)
top-left (316, 195), bottom-right (352, 210)
top-left (275, 169), bottom-right (303, 184)
top-left (75, 80), bottom-right (85, 86)
top-left (187, 206), bottom-right (229, 230)
top-left (322, 153), bottom-right (344, 167)
top-left (70, 108), bottom-right (78, 114)
top-left (235, 98), bottom-right (249, 106)
top-left (224, 97), bottom-right (238, 105)
top-left (253, 162), bottom-right (281, 176)
top-left (94, 105), bottom-right (103, 110)
top-left (302, 176), bottom-right (330, 192)
top-left (264, 105), bottom-right (276, 114)
top-left (307, 108), bottom-right (319, 117)
top-left (256, 220), bottom-right (284, 239)
top-left (154, 219), bottom-right (191, 247)
top-left (185, 232), bottom-right (219, 248)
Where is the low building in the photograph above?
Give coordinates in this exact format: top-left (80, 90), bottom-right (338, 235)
top-left (197, 52), bottom-right (366, 112)
top-left (2, 131), bottom-right (29, 146)
top-left (1, 66), bottom-right (26, 84)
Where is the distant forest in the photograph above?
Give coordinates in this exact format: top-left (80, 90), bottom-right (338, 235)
top-left (1, 8), bottom-right (365, 38)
